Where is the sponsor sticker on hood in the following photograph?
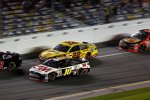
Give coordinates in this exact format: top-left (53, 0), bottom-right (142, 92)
top-left (124, 38), bottom-right (141, 43)
top-left (34, 65), bottom-right (52, 72)
top-left (40, 49), bottom-right (66, 59)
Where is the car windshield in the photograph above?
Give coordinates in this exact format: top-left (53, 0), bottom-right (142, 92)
top-left (42, 59), bottom-right (61, 68)
top-left (131, 30), bottom-right (149, 40)
top-left (53, 44), bottom-right (70, 52)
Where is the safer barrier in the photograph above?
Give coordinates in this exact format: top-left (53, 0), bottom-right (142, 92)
top-left (1, 18), bottom-right (150, 54)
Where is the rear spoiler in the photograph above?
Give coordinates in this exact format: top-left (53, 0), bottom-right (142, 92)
top-left (82, 42), bottom-right (89, 44)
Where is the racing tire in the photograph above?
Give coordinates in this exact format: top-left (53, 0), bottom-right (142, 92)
top-left (138, 44), bottom-right (146, 52)
top-left (8, 62), bottom-right (16, 70)
top-left (48, 72), bottom-right (56, 81)
top-left (77, 68), bottom-right (88, 76)
top-left (85, 52), bottom-right (91, 60)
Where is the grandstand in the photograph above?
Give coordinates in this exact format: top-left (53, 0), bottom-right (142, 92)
top-left (1, 0), bottom-right (150, 38)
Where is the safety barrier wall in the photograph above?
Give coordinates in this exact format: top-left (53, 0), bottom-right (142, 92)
top-left (0, 2), bottom-right (2, 36)
top-left (1, 18), bottom-right (150, 54)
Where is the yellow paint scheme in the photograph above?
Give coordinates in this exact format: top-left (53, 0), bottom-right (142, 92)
top-left (40, 49), bottom-right (66, 59)
top-left (39, 41), bottom-right (98, 62)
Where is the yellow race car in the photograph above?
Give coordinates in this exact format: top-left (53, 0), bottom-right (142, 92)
top-left (39, 41), bottom-right (98, 63)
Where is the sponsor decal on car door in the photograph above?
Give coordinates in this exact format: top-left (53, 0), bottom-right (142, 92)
top-left (68, 45), bottom-right (81, 58)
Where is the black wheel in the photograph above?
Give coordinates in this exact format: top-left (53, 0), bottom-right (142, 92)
top-left (8, 62), bottom-right (16, 70)
top-left (77, 68), bottom-right (89, 76)
top-left (48, 72), bottom-right (56, 81)
top-left (138, 44), bottom-right (146, 52)
top-left (85, 52), bottom-right (91, 60)
top-left (83, 68), bottom-right (89, 75)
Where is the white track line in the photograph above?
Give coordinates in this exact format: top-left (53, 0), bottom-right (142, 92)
top-left (96, 52), bottom-right (130, 58)
top-left (45, 80), bottom-right (150, 100)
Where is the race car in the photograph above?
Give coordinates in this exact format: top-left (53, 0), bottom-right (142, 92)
top-left (39, 41), bottom-right (98, 63)
top-left (0, 51), bottom-right (22, 70)
top-left (119, 29), bottom-right (150, 52)
top-left (29, 57), bottom-right (90, 82)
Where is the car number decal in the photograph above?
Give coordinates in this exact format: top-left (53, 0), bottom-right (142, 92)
top-left (64, 68), bottom-right (72, 76)
top-left (73, 52), bottom-right (80, 58)
top-left (0, 61), bottom-right (4, 70)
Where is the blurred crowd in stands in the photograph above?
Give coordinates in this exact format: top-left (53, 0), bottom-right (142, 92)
top-left (0, 0), bottom-right (150, 38)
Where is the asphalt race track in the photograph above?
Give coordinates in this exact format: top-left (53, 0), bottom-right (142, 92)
top-left (0, 46), bottom-right (150, 100)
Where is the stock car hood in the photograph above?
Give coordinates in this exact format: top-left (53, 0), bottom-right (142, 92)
top-left (40, 49), bottom-right (66, 59)
top-left (123, 38), bottom-right (141, 43)
top-left (30, 65), bottom-right (57, 74)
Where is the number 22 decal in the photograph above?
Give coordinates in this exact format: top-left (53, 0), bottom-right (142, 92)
top-left (73, 52), bottom-right (80, 58)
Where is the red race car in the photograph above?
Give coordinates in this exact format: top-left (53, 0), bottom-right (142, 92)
top-left (119, 29), bottom-right (150, 52)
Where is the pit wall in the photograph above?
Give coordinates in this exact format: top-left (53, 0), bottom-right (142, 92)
top-left (1, 18), bottom-right (150, 54)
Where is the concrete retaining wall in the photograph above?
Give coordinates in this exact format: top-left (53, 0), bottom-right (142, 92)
top-left (1, 18), bottom-right (150, 54)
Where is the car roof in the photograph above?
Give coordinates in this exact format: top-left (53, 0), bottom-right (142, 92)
top-left (46, 57), bottom-right (84, 62)
top-left (60, 41), bottom-right (82, 47)
top-left (141, 29), bottom-right (150, 34)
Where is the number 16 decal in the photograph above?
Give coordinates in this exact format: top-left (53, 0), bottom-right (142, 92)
top-left (64, 68), bottom-right (72, 76)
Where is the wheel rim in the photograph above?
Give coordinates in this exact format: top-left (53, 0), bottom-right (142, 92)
top-left (78, 69), bottom-right (88, 75)
top-left (85, 53), bottom-right (91, 60)
top-left (78, 69), bottom-right (84, 75)
top-left (48, 73), bottom-right (56, 81)
top-left (83, 69), bottom-right (88, 75)
top-left (8, 62), bottom-right (16, 70)
top-left (139, 45), bottom-right (145, 52)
